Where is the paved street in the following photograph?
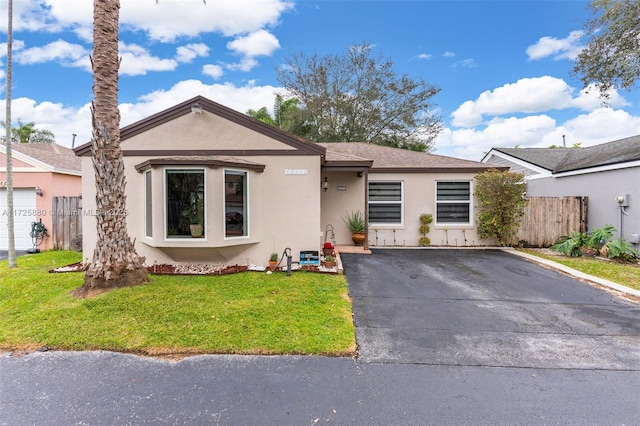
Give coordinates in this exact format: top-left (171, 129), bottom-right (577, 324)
top-left (1, 249), bottom-right (640, 425)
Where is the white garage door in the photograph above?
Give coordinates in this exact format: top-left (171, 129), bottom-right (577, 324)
top-left (0, 189), bottom-right (37, 250)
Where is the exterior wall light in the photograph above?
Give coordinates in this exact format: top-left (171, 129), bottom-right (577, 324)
top-left (35, 186), bottom-right (43, 196)
top-left (322, 176), bottom-right (329, 192)
top-left (191, 102), bottom-right (203, 114)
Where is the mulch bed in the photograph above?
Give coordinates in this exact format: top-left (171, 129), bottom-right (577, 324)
top-left (49, 262), bottom-right (331, 275)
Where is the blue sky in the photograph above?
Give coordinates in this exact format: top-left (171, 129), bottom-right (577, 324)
top-left (2, 0), bottom-right (640, 160)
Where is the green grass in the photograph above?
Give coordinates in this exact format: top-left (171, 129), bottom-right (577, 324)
top-left (0, 251), bottom-right (356, 357)
top-left (519, 249), bottom-right (640, 291)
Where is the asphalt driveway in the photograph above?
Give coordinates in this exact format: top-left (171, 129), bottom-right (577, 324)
top-left (341, 249), bottom-right (640, 369)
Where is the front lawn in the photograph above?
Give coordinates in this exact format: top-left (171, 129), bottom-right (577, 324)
top-left (0, 251), bottom-right (356, 357)
top-left (519, 249), bottom-right (640, 292)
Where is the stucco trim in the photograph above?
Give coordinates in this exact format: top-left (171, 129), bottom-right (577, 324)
top-left (134, 156), bottom-right (266, 173)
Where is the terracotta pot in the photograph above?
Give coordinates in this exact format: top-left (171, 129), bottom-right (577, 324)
top-left (268, 260), bottom-right (277, 270)
top-left (351, 232), bottom-right (365, 245)
top-left (324, 261), bottom-right (336, 268)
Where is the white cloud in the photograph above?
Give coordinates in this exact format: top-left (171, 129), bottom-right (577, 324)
top-left (451, 76), bottom-right (594, 127)
top-left (203, 64), bottom-right (224, 79)
top-left (526, 30), bottom-right (584, 61)
top-left (175, 43), bottom-right (210, 63)
top-left (452, 58), bottom-right (477, 71)
top-left (443, 52), bottom-right (456, 58)
top-left (414, 53), bottom-right (432, 60)
top-left (3, 80), bottom-right (281, 148)
top-left (436, 107), bottom-right (640, 161)
top-left (226, 30), bottom-right (281, 57)
top-left (14, 39), bottom-right (88, 66)
top-left (119, 43), bottom-right (178, 76)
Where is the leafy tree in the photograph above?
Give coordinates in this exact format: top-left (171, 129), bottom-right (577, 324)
top-left (276, 41), bottom-right (442, 151)
top-left (1, 120), bottom-right (55, 143)
top-left (573, 0), bottom-right (640, 99)
top-left (475, 169), bottom-right (528, 246)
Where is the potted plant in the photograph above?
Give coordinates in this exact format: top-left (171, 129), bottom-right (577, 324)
top-left (324, 254), bottom-right (336, 268)
top-left (323, 241), bottom-right (335, 256)
top-left (181, 192), bottom-right (203, 238)
top-left (342, 210), bottom-right (366, 245)
top-left (268, 252), bottom-right (279, 270)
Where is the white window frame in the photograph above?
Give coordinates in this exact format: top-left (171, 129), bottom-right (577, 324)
top-left (144, 170), bottom-right (152, 238)
top-left (435, 180), bottom-right (472, 226)
top-left (223, 168), bottom-right (249, 239)
top-left (163, 167), bottom-right (206, 240)
top-left (368, 180), bottom-right (404, 226)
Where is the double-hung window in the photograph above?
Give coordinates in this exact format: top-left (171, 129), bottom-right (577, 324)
top-left (436, 181), bottom-right (471, 224)
top-left (368, 181), bottom-right (403, 225)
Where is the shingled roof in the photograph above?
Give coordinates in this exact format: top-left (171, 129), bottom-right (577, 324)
top-left (491, 134), bottom-right (640, 174)
top-left (2, 142), bottom-right (81, 175)
top-left (320, 142), bottom-right (498, 173)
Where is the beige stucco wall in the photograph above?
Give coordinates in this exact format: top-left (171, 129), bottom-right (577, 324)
top-left (320, 171), bottom-right (367, 246)
top-left (321, 171), bottom-right (495, 248)
top-left (81, 110), bottom-right (323, 268)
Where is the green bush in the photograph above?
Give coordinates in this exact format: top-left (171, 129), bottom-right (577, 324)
top-left (418, 213), bottom-right (433, 246)
top-left (475, 169), bottom-right (527, 246)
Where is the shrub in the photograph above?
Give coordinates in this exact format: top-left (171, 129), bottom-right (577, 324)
top-left (475, 169), bottom-right (527, 246)
top-left (418, 213), bottom-right (433, 246)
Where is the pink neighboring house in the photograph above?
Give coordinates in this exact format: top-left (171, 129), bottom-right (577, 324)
top-left (0, 143), bottom-right (81, 251)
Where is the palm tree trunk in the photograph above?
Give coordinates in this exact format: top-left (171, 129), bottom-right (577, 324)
top-left (77, 0), bottom-right (147, 296)
top-left (4, 0), bottom-right (16, 268)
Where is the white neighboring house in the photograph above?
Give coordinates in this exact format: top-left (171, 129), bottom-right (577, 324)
top-left (482, 135), bottom-right (640, 248)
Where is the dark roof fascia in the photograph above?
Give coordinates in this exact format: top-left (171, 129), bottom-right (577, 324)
top-left (322, 159), bottom-right (373, 172)
top-left (369, 166), bottom-right (507, 174)
top-left (134, 157), bottom-right (266, 173)
top-left (74, 95), bottom-right (326, 157)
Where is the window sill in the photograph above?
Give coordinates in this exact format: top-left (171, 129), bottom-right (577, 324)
top-left (142, 236), bottom-right (259, 248)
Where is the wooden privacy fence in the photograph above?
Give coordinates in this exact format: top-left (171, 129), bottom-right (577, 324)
top-left (517, 196), bottom-right (588, 248)
top-left (51, 196), bottom-right (83, 251)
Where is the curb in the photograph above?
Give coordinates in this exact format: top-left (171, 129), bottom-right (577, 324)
top-left (505, 248), bottom-right (640, 299)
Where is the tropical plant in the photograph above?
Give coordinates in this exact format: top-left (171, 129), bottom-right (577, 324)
top-left (0, 120), bottom-right (55, 143)
top-left (270, 252), bottom-right (279, 262)
top-left (276, 41), bottom-right (442, 150)
top-left (475, 169), bottom-right (528, 246)
top-left (324, 254), bottom-right (335, 263)
top-left (586, 224), bottom-right (615, 251)
top-left (181, 192), bottom-right (202, 225)
top-left (550, 231), bottom-right (588, 257)
top-left (603, 238), bottom-right (640, 262)
top-left (76, 0), bottom-right (206, 296)
top-left (246, 94), bottom-right (311, 137)
top-left (342, 210), bottom-right (365, 233)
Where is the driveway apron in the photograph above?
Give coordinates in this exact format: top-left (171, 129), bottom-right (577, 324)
top-left (341, 249), bottom-right (640, 369)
